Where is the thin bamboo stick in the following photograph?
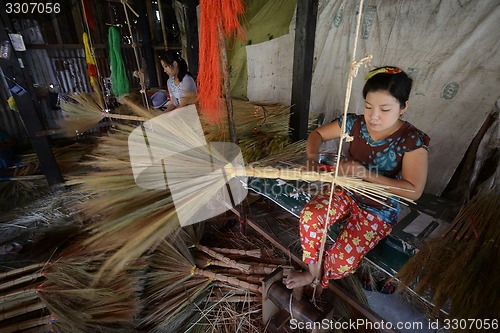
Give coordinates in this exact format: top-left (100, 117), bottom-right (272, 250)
top-left (207, 295), bottom-right (261, 303)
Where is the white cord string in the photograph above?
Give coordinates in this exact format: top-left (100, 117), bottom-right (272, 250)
top-left (312, 0), bottom-right (370, 303)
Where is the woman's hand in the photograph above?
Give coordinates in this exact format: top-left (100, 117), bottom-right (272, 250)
top-left (337, 160), bottom-right (369, 179)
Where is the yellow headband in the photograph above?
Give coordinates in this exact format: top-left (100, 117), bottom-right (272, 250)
top-left (365, 67), bottom-right (402, 80)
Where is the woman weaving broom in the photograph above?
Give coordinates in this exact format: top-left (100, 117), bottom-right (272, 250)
top-left (285, 67), bottom-right (430, 289)
top-left (159, 50), bottom-right (197, 112)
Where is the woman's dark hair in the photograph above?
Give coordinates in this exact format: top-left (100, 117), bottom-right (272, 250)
top-left (362, 67), bottom-right (413, 108)
top-left (159, 50), bottom-right (190, 82)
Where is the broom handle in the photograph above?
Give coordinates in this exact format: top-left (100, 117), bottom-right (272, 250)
top-left (212, 270), bottom-right (263, 284)
top-left (0, 287), bottom-right (37, 302)
top-left (0, 272), bottom-right (44, 292)
top-left (0, 315), bottom-right (52, 333)
top-left (195, 244), bottom-right (251, 273)
top-left (229, 165), bottom-right (400, 184)
top-left (0, 263), bottom-right (46, 280)
top-left (35, 115), bottom-right (147, 137)
top-left (227, 165), bottom-right (331, 182)
top-left (194, 268), bottom-right (261, 293)
top-left (248, 265), bottom-right (293, 275)
top-left (208, 247), bottom-right (261, 258)
top-left (198, 257), bottom-right (273, 275)
top-left (244, 262), bottom-right (293, 270)
top-left (0, 290), bottom-right (39, 312)
top-left (213, 260), bottom-right (284, 275)
top-left (102, 113), bottom-right (147, 121)
top-left (226, 165), bottom-right (415, 203)
top-left (0, 302), bottom-right (46, 321)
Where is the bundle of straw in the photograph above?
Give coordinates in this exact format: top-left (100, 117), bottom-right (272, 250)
top-left (201, 100), bottom-right (291, 139)
top-left (58, 93), bottom-right (150, 137)
top-left (0, 178), bottom-right (50, 213)
top-left (64, 141), bottom-right (181, 280)
top-left (200, 99), bottom-right (315, 162)
top-left (37, 251), bottom-right (142, 333)
top-left (143, 231), bottom-right (260, 332)
top-left (0, 262), bottom-right (49, 333)
top-left (58, 92), bottom-right (106, 136)
top-left (0, 142), bottom-right (96, 212)
top-left (395, 191), bottom-right (500, 319)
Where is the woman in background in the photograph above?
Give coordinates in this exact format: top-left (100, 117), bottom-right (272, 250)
top-left (159, 50), bottom-right (197, 112)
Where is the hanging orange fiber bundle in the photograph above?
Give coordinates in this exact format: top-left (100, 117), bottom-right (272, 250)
top-left (198, 0), bottom-right (245, 124)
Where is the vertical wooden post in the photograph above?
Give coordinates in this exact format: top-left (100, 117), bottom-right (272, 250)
top-left (289, 0), bottom-right (318, 142)
top-left (218, 26), bottom-right (236, 144)
top-left (157, 0), bottom-right (169, 51)
top-left (182, 0), bottom-right (199, 79)
top-left (0, 13), bottom-right (64, 193)
top-left (134, 0), bottom-right (158, 87)
top-left (218, 22), bottom-right (242, 232)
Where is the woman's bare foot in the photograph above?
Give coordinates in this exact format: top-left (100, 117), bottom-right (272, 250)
top-left (285, 270), bottom-right (316, 289)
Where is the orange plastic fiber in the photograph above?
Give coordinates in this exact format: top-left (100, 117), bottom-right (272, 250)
top-left (198, 0), bottom-right (245, 124)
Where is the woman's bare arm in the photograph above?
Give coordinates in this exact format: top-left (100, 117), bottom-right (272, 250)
top-left (306, 120), bottom-right (343, 166)
top-left (338, 148), bottom-right (428, 200)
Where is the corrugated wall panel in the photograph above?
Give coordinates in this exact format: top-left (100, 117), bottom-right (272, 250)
top-left (47, 48), bottom-right (92, 94)
top-left (0, 102), bottom-right (30, 145)
top-left (5, 44), bottom-right (143, 143)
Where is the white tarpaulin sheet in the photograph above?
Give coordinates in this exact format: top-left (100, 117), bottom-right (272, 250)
top-left (246, 0), bottom-right (500, 195)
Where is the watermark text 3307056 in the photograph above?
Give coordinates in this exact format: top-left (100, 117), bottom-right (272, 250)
top-left (5, 2), bottom-right (61, 14)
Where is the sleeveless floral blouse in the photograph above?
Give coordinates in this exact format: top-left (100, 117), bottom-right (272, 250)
top-left (339, 113), bottom-right (430, 224)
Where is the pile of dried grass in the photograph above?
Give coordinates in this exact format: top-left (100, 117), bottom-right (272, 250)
top-left (140, 224), bottom-right (293, 333)
top-left (0, 142), bottom-right (95, 213)
top-left (395, 191), bottom-right (500, 319)
top-left (38, 250), bottom-right (142, 333)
